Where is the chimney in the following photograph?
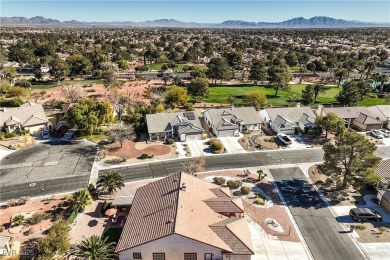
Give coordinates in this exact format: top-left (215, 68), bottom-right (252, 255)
top-left (181, 182), bottom-right (187, 192)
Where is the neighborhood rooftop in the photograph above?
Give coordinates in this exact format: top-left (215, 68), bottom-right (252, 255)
top-left (116, 172), bottom-right (254, 255)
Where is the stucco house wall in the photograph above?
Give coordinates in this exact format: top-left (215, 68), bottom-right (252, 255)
top-left (118, 234), bottom-right (224, 260)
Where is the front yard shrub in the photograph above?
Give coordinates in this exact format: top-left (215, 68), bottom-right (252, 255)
top-left (165, 138), bottom-right (175, 144)
top-left (20, 130), bottom-right (30, 136)
top-left (355, 224), bottom-right (366, 230)
top-left (100, 200), bottom-right (110, 216)
top-left (137, 154), bottom-right (154, 159)
top-left (4, 132), bottom-right (16, 139)
top-left (86, 89), bottom-right (96, 92)
top-left (19, 196), bottom-right (30, 204)
top-left (240, 186), bottom-right (251, 195)
top-left (12, 214), bottom-right (26, 227)
top-left (213, 177), bottom-right (226, 185)
top-left (254, 199), bottom-right (265, 205)
top-left (255, 192), bottom-right (266, 200)
top-left (67, 210), bottom-right (78, 224)
top-left (25, 227), bottom-right (35, 236)
top-left (209, 139), bottom-right (224, 153)
top-left (183, 103), bottom-right (194, 111)
top-left (227, 180), bottom-right (242, 190)
top-left (27, 212), bottom-right (52, 225)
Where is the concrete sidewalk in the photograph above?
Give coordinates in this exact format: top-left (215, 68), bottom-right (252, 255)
top-left (248, 217), bottom-right (310, 260)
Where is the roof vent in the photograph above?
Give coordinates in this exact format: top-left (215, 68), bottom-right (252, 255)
top-left (181, 183), bottom-right (187, 192)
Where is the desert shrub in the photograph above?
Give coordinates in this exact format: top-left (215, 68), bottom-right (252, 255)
top-left (209, 139), bottom-right (224, 153)
top-left (213, 177), bottom-right (226, 185)
top-left (137, 154), bottom-right (154, 159)
top-left (227, 180), bottom-right (242, 190)
top-left (255, 192), bottom-right (266, 200)
top-left (0, 98), bottom-right (23, 107)
top-left (240, 186), bottom-right (251, 195)
top-left (165, 138), bottom-right (175, 144)
top-left (27, 212), bottom-right (52, 225)
top-left (7, 199), bottom-right (19, 207)
top-left (183, 103), bottom-right (194, 111)
top-left (355, 224), bottom-right (366, 230)
top-left (20, 130), bottom-right (30, 136)
top-left (12, 214), bottom-right (26, 227)
top-left (4, 132), bottom-right (16, 138)
top-left (254, 199), bottom-right (265, 205)
top-left (86, 89), bottom-right (96, 92)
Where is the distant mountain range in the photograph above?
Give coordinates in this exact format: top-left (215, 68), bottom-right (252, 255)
top-left (1, 16), bottom-right (389, 28)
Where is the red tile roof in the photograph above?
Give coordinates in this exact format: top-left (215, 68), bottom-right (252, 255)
top-left (116, 172), bottom-right (253, 255)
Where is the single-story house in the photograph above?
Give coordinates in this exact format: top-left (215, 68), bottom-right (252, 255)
top-left (375, 160), bottom-right (390, 213)
top-left (317, 105), bottom-right (389, 131)
top-left (116, 172), bottom-right (254, 260)
top-left (0, 102), bottom-right (49, 133)
top-left (259, 107), bottom-right (316, 134)
top-left (203, 107), bottom-right (261, 137)
top-left (146, 111), bottom-right (204, 141)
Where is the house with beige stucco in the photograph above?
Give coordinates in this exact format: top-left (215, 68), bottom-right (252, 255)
top-left (115, 172), bottom-right (254, 260)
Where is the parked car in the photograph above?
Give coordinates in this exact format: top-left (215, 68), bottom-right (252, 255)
top-left (349, 208), bottom-right (382, 222)
top-left (370, 129), bottom-right (384, 139)
top-left (277, 133), bottom-right (292, 145)
top-left (54, 125), bottom-right (69, 138)
top-left (41, 130), bottom-right (50, 139)
top-left (379, 129), bottom-right (390, 138)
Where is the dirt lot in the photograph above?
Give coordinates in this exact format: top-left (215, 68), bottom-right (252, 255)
top-left (101, 139), bottom-right (175, 163)
top-left (0, 135), bottom-right (35, 150)
top-left (33, 79), bottom-right (168, 105)
top-left (350, 223), bottom-right (390, 243)
top-left (0, 198), bottom-right (66, 242)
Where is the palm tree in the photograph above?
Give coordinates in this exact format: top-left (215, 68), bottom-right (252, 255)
top-left (97, 171), bottom-right (125, 195)
top-left (69, 189), bottom-right (93, 213)
top-left (74, 235), bottom-right (116, 260)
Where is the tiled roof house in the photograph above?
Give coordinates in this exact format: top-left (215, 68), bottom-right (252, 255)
top-left (116, 172), bottom-right (254, 260)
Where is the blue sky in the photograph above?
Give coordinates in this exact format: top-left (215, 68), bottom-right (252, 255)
top-left (1, 1), bottom-right (389, 23)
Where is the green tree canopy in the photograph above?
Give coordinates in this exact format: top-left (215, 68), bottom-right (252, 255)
top-left (164, 87), bottom-right (190, 108)
top-left (301, 84), bottom-right (315, 106)
top-left (67, 55), bottom-right (93, 76)
top-left (249, 59), bottom-right (267, 84)
top-left (187, 78), bottom-right (210, 101)
top-left (336, 81), bottom-right (365, 106)
top-left (267, 60), bottom-right (291, 97)
top-left (37, 220), bottom-right (71, 258)
top-left (49, 58), bottom-right (70, 81)
top-left (313, 83), bottom-right (327, 102)
top-left (66, 99), bottom-right (114, 135)
top-left (206, 57), bottom-right (233, 85)
top-left (245, 91), bottom-right (267, 110)
top-left (315, 112), bottom-right (346, 138)
top-left (319, 131), bottom-right (381, 189)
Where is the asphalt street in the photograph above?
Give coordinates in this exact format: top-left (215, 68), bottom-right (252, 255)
top-left (1, 145), bottom-right (389, 201)
top-left (271, 167), bottom-right (365, 260)
top-left (0, 140), bottom-right (96, 202)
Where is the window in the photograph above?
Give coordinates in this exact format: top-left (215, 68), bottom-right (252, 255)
top-left (153, 253), bottom-right (165, 260)
top-left (184, 253), bottom-right (197, 260)
top-left (133, 253), bottom-right (142, 259)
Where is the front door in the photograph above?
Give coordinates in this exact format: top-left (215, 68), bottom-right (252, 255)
top-left (205, 253), bottom-right (212, 260)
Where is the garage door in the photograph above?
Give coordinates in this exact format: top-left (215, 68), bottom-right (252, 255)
top-left (218, 130), bottom-right (233, 137)
top-left (184, 133), bottom-right (202, 141)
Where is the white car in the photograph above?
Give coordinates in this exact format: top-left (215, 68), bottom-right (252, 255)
top-left (379, 129), bottom-right (390, 138)
top-left (371, 130), bottom-right (384, 139)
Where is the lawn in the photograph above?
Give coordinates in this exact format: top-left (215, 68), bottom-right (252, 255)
top-left (30, 79), bottom-right (105, 90)
top-left (357, 97), bottom-right (390, 106)
top-left (202, 84), bottom-right (342, 107)
top-left (102, 228), bottom-right (123, 245)
top-left (289, 66), bottom-right (301, 72)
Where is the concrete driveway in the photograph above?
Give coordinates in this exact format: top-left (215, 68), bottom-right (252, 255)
top-left (186, 139), bottom-right (213, 157)
top-left (382, 137), bottom-right (390, 146)
top-left (332, 194), bottom-right (390, 223)
top-left (219, 136), bottom-right (247, 154)
top-left (287, 135), bottom-right (311, 149)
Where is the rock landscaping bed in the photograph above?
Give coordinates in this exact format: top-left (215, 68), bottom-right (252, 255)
top-left (349, 223), bottom-right (390, 243)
